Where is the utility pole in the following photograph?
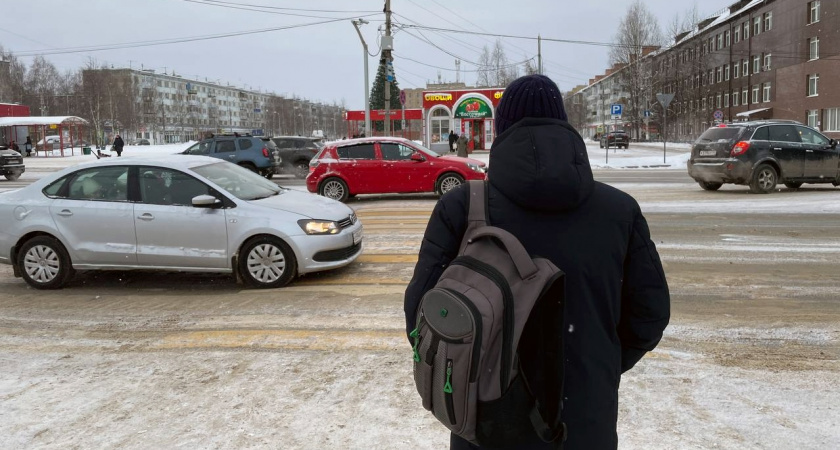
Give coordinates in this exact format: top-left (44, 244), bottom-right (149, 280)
top-left (538, 35), bottom-right (542, 75)
top-left (383, 0), bottom-right (392, 136)
top-left (351, 19), bottom-right (371, 137)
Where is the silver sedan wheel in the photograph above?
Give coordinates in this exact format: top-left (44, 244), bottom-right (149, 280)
top-left (322, 180), bottom-right (346, 200)
top-left (23, 245), bottom-right (61, 284)
top-left (439, 176), bottom-right (462, 194)
top-left (246, 243), bottom-right (286, 284)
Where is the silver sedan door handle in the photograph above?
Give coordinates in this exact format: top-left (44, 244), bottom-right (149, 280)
top-left (56, 210), bottom-right (73, 217)
top-left (772, 147), bottom-right (782, 151)
top-left (137, 213), bottom-right (155, 221)
top-left (805, 150), bottom-right (814, 153)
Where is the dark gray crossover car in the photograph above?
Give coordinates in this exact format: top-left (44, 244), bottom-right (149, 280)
top-left (182, 133), bottom-right (282, 178)
top-left (687, 120), bottom-right (839, 193)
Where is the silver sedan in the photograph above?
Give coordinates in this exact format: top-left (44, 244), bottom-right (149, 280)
top-left (0, 155), bottom-right (363, 289)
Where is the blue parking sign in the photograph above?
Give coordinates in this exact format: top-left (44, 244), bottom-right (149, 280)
top-left (611, 104), bottom-right (623, 115)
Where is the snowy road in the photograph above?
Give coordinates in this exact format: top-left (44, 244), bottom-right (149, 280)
top-left (1, 144), bottom-right (839, 448)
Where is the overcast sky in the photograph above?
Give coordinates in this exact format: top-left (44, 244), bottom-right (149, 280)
top-left (3, 0), bottom-right (732, 110)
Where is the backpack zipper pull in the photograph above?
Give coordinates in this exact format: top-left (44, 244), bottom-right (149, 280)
top-left (410, 327), bottom-right (421, 362)
top-left (443, 360), bottom-right (453, 394)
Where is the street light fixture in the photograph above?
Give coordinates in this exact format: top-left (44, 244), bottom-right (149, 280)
top-left (351, 18), bottom-right (372, 137)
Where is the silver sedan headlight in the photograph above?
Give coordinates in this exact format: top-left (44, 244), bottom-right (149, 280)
top-left (467, 163), bottom-right (486, 173)
top-left (298, 219), bottom-right (340, 235)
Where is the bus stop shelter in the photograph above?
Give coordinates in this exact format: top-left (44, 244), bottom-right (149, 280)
top-left (0, 116), bottom-right (90, 157)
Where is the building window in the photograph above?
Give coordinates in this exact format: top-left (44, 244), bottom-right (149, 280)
top-left (753, 17), bottom-right (761, 36)
top-left (733, 91), bottom-right (740, 106)
top-left (717, 34), bottom-right (723, 49)
top-left (764, 12), bottom-right (772, 31)
top-left (725, 64), bottom-right (730, 81)
top-left (807, 110), bottom-right (819, 128)
top-left (752, 85), bottom-right (759, 104)
top-left (716, 67), bottom-right (722, 83)
top-left (734, 27), bottom-right (740, 43)
top-left (809, 37), bottom-right (820, 60)
top-left (742, 88), bottom-right (748, 104)
top-left (724, 93), bottom-right (730, 107)
top-left (753, 55), bottom-right (761, 74)
top-left (808, 1), bottom-right (820, 24)
top-left (743, 22), bottom-right (750, 39)
top-left (717, 93), bottom-right (722, 108)
top-left (742, 59), bottom-right (749, 75)
top-left (762, 83), bottom-right (771, 102)
top-left (702, 98), bottom-right (707, 110)
top-left (807, 74), bottom-right (819, 96)
top-left (734, 62), bottom-right (740, 78)
top-left (430, 108), bottom-right (451, 143)
top-left (708, 70), bottom-right (714, 84)
top-left (763, 53), bottom-right (771, 71)
top-left (825, 108), bottom-right (839, 132)
top-left (725, 30), bottom-right (730, 47)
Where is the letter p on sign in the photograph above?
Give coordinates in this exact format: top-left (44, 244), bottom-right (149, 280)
top-left (611, 104), bottom-right (623, 115)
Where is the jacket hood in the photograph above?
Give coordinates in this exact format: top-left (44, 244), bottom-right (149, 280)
top-left (488, 118), bottom-right (593, 212)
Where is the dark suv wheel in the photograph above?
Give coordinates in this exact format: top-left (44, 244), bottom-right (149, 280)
top-left (750, 164), bottom-right (777, 194)
top-left (699, 181), bottom-right (723, 191)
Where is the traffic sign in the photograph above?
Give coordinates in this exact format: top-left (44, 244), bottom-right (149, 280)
top-left (399, 89), bottom-right (406, 106)
top-left (644, 110), bottom-right (651, 118)
top-left (713, 109), bottom-right (724, 120)
top-left (656, 93), bottom-right (675, 108)
top-left (610, 104), bottom-right (623, 116)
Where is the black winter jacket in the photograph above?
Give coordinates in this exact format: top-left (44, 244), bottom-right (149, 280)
top-left (404, 118), bottom-right (670, 450)
top-left (113, 137), bottom-right (124, 149)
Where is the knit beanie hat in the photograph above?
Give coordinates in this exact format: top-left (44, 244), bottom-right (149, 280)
top-left (494, 74), bottom-right (568, 136)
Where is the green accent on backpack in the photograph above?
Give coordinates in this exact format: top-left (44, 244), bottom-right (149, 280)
top-left (440, 308), bottom-right (448, 317)
top-left (410, 327), bottom-right (421, 362)
top-left (443, 366), bottom-right (453, 393)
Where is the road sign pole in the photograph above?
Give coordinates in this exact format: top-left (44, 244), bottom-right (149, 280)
top-left (663, 109), bottom-right (667, 164)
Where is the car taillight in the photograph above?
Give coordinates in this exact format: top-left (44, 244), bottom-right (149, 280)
top-left (262, 147), bottom-right (270, 157)
top-left (731, 141), bottom-right (750, 156)
top-left (309, 161), bottom-right (319, 171)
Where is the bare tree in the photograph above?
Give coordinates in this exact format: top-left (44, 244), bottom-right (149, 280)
top-left (476, 45), bottom-right (493, 87)
top-left (523, 58), bottom-right (539, 76)
top-left (610, 0), bottom-right (664, 140)
top-left (564, 90), bottom-right (590, 131)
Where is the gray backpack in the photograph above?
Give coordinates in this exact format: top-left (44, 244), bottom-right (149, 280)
top-left (411, 180), bottom-right (567, 447)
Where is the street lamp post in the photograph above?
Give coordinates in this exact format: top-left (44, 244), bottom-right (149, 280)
top-left (351, 19), bottom-right (372, 137)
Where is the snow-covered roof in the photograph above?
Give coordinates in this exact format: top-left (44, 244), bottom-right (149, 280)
top-left (659, 0), bottom-right (764, 53)
top-left (0, 116), bottom-right (89, 127)
top-left (736, 107), bottom-right (771, 117)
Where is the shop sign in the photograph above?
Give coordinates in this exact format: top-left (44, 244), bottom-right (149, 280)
top-left (424, 93), bottom-right (453, 102)
top-left (455, 98), bottom-right (492, 119)
top-left (493, 91), bottom-right (504, 100)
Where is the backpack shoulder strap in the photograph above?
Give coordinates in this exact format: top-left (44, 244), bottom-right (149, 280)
top-left (467, 180), bottom-right (489, 230)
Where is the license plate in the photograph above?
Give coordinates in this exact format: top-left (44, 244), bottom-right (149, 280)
top-left (699, 150), bottom-right (716, 156)
top-left (352, 227), bottom-right (363, 245)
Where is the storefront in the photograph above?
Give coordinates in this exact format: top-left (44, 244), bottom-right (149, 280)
top-left (422, 88), bottom-right (504, 152)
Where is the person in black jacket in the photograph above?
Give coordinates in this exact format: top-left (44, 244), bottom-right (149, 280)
top-left (404, 75), bottom-right (670, 450)
top-left (112, 134), bottom-right (125, 157)
top-left (448, 131), bottom-right (459, 153)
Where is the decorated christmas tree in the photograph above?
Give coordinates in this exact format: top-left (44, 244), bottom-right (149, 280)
top-left (370, 56), bottom-right (402, 132)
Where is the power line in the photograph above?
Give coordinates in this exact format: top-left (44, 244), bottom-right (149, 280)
top-left (396, 52), bottom-right (535, 73)
top-left (180, 0), bottom-right (376, 19)
top-left (12, 15), bottom-right (379, 57)
top-left (180, 0), bottom-right (379, 14)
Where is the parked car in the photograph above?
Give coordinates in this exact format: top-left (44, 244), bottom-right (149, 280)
top-left (271, 136), bottom-right (323, 179)
top-left (687, 120), bottom-right (839, 193)
top-left (306, 137), bottom-right (487, 202)
top-left (0, 143), bottom-right (25, 181)
top-left (137, 139), bottom-right (151, 146)
top-left (181, 133), bottom-right (282, 178)
top-left (0, 155), bottom-right (362, 289)
top-left (35, 136), bottom-right (87, 151)
top-left (600, 130), bottom-right (630, 149)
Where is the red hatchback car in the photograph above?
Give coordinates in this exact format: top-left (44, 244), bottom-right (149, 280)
top-left (306, 137), bottom-right (487, 202)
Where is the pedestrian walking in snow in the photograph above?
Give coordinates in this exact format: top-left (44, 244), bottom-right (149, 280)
top-left (404, 74), bottom-right (670, 450)
top-left (456, 133), bottom-right (468, 158)
top-left (112, 135), bottom-right (125, 157)
top-left (448, 131), bottom-right (459, 153)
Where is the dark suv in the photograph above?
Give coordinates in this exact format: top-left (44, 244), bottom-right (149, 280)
top-left (271, 136), bottom-right (323, 179)
top-left (600, 131), bottom-right (630, 149)
top-left (0, 143), bottom-right (25, 181)
top-left (182, 133), bottom-right (282, 178)
top-left (687, 121), bottom-right (839, 193)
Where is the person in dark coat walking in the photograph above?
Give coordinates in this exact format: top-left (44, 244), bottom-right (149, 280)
top-left (24, 136), bottom-right (32, 156)
top-left (112, 135), bottom-right (125, 157)
top-left (404, 75), bottom-right (670, 450)
top-left (456, 133), bottom-right (468, 158)
top-left (448, 131), bottom-right (459, 153)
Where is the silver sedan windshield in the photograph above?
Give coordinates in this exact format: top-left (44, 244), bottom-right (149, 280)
top-left (192, 162), bottom-right (281, 200)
